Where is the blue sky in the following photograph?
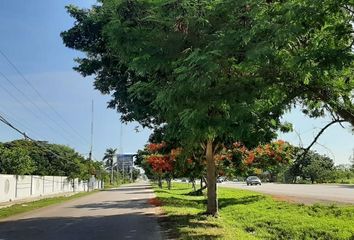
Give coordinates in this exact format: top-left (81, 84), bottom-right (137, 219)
top-left (0, 1), bottom-right (353, 165)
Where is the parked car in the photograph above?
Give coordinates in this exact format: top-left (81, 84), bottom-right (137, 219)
top-left (217, 176), bottom-right (226, 183)
top-left (246, 176), bottom-right (262, 186)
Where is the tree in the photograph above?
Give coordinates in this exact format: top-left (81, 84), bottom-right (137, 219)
top-left (62, 0), bottom-right (354, 216)
top-left (0, 139), bottom-right (98, 180)
top-left (0, 145), bottom-right (36, 175)
top-left (103, 148), bottom-right (117, 184)
top-left (144, 142), bottom-right (177, 189)
top-left (302, 155), bottom-right (334, 183)
top-left (290, 149), bottom-right (335, 183)
top-left (330, 164), bottom-right (354, 183)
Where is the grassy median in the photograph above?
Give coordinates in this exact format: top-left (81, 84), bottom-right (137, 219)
top-left (154, 183), bottom-right (354, 240)
top-left (0, 191), bottom-right (96, 220)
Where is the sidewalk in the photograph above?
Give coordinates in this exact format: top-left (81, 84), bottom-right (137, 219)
top-left (0, 182), bottom-right (164, 240)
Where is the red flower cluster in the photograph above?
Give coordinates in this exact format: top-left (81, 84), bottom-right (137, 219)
top-left (230, 140), bottom-right (291, 166)
top-left (146, 142), bottom-right (166, 153)
top-left (170, 148), bottom-right (182, 160)
top-left (214, 153), bottom-right (231, 162)
top-left (146, 155), bottom-right (173, 174)
top-left (245, 151), bottom-right (255, 165)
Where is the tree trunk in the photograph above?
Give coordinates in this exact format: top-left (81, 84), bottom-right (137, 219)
top-left (191, 178), bottom-right (196, 191)
top-left (110, 160), bottom-right (113, 184)
top-left (158, 176), bottom-right (163, 188)
top-left (166, 177), bottom-right (171, 190)
top-left (206, 139), bottom-right (218, 216)
top-left (200, 177), bottom-right (203, 189)
top-left (202, 175), bottom-right (208, 187)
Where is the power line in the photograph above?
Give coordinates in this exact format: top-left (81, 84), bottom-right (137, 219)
top-left (0, 113), bottom-right (85, 162)
top-left (0, 114), bottom-right (30, 140)
top-left (0, 71), bottom-right (86, 146)
top-left (0, 108), bottom-right (44, 140)
top-left (0, 74), bottom-right (75, 145)
top-left (0, 49), bottom-right (90, 146)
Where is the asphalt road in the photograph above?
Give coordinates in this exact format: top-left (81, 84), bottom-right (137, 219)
top-left (220, 182), bottom-right (354, 204)
top-left (0, 182), bottom-right (163, 240)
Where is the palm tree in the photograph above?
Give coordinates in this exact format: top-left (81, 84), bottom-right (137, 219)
top-left (103, 148), bottom-right (117, 184)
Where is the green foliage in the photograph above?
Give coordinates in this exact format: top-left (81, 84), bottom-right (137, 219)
top-left (0, 145), bottom-right (35, 175)
top-left (302, 155), bottom-right (334, 183)
top-left (154, 183), bottom-right (354, 240)
top-left (288, 149), bottom-right (335, 183)
top-left (62, 0), bottom-right (354, 215)
top-left (103, 148), bottom-right (117, 169)
top-left (0, 140), bottom-right (104, 180)
top-left (102, 148), bottom-right (118, 184)
top-left (327, 164), bottom-right (354, 184)
top-left (62, 0), bottom-right (354, 142)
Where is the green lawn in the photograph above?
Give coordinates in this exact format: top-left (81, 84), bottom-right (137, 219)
top-left (154, 183), bottom-right (354, 240)
top-left (0, 191), bottom-right (96, 220)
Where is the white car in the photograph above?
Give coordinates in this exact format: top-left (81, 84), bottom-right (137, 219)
top-left (246, 176), bottom-right (262, 186)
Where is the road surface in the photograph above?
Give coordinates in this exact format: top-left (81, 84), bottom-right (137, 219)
top-left (0, 182), bottom-right (163, 240)
top-left (220, 182), bottom-right (354, 204)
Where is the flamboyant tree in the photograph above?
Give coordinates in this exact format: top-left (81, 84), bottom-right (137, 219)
top-left (62, 0), bottom-right (354, 216)
top-left (216, 140), bottom-right (293, 178)
top-left (144, 142), bottom-right (178, 189)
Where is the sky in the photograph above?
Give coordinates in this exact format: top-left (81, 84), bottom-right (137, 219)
top-left (0, 1), bottom-right (353, 165)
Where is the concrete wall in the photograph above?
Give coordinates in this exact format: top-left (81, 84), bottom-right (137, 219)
top-left (0, 174), bottom-right (102, 204)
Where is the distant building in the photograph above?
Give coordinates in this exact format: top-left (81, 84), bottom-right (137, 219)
top-left (116, 154), bottom-right (135, 171)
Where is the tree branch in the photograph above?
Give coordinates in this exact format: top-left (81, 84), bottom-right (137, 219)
top-left (297, 119), bottom-right (346, 161)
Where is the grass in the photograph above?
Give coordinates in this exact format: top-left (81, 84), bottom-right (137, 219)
top-left (154, 183), bottom-right (354, 240)
top-left (0, 191), bottom-right (96, 220)
top-left (332, 178), bottom-right (354, 184)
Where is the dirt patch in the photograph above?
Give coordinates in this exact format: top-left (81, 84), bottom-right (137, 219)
top-left (148, 197), bottom-right (163, 207)
top-left (272, 195), bottom-right (297, 203)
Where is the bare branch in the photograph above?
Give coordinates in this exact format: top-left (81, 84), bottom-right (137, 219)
top-left (314, 142), bottom-right (336, 161)
top-left (297, 119), bottom-right (346, 161)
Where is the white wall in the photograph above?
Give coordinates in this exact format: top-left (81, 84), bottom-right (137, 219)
top-left (0, 174), bottom-right (102, 204)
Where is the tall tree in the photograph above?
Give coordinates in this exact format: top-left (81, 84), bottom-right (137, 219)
top-left (103, 148), bottom-right (117, 184)
top-left (62, 0), bottom-right (354, 216)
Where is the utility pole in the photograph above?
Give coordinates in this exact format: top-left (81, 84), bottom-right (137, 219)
top-left (88, 100), bottom-right (94, 191)
top-left (130, 156), bottom-right (134, 181)
top-left (119, 122), bottom-right (124, 182)
top-left (88, 100), bottom-right (94, 161)
top-left (122, 157), bottom-right (125, 182)
top-left (116, 153), bottom-right (119, 183)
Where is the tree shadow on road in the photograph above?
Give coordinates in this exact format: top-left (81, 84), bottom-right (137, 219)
top-left (0, 212), bottom-right (162, 240)
top-left (102, 186), bottom-right (151, 192)
top-left (72, 198), bottom-right (152, 210)
top-left (125, 190), bottom-right (155, 195)
top-left (338, 184), bottom-right (354, 189)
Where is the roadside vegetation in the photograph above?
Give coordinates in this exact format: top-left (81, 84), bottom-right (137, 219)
top-left (154, 183), bottom-right (354, 240)
top-left (63, 0), bottom-right (354, 216)
top-left (0, 139), bottom-right (105, 181)
top-left (0, 140), bottom-right (140, 190)
top-left (261, 148), bottom-right (354, 184)
top-left (0, 191), bottom-right (95, 220)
